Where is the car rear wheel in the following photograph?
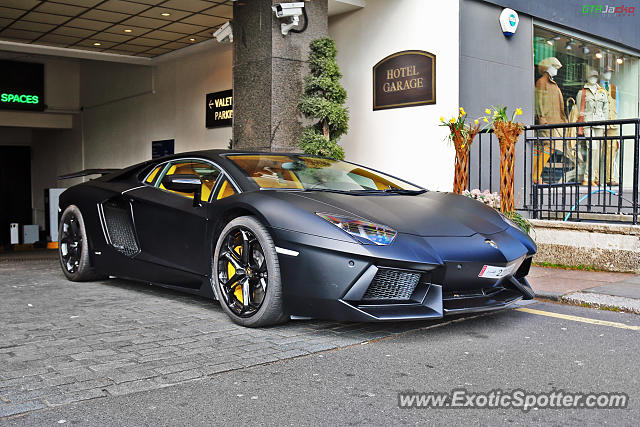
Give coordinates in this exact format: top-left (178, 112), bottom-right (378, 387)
top-left (212, 216), bottom-right (288, 327)
top-left (58, 205), bottom-right (105, 282)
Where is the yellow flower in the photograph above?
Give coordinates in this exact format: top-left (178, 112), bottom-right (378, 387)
top-left (483, 117), bottom-right (489, 123)
top-left (449, 118), bottom-right (456, 124)
top-left (474, 119), bottom-right (479, 125)
top-left (515, 108), bottom-right (523, 116)
top-left (459, 107), bottom-right (466, 115)
top-left (440, 116), bottom-right (445, 122)
top-left (493, 110), bottom-right (498, 116)
top-left (485, 108), bottom-right (491, 115)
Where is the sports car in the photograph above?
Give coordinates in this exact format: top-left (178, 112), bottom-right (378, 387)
top-left (58, 150), bottom-right (536, 327)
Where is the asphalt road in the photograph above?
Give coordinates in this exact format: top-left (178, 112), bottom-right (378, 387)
top-left (4, 300), bottom-right (639, 426)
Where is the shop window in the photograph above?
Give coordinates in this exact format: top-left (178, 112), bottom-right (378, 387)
top-left (534, 27), bottom-right (638, 124)
top-left (533, 27), bottom-right (638, 184)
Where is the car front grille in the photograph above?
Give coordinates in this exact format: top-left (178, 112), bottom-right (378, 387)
top-left (362, 268), bottom-right (421, 300)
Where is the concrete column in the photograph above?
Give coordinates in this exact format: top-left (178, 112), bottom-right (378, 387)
top-left (232, 0), bottom-right (328, 151)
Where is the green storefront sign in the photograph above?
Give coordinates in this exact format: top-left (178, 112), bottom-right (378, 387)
top-left (1, 93), bottom-right (40, 105)
top-left (0, 60), bottom-right (45, 111)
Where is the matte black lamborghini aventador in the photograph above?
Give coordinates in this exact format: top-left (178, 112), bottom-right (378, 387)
top-left (58, 150), bottom-right (536, 326)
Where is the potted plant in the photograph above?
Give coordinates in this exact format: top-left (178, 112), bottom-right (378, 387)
top-left (298, 38), bottom-right (349, 160)
top-left (462, 188), bottom-right (531, 233)
top-left (481, 106), bottom-right (524, 213)
top-left (439, 107), bottom-right (480, 194)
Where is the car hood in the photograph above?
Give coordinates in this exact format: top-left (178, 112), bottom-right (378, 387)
top-left (289, 191), bottom-right (508, 237)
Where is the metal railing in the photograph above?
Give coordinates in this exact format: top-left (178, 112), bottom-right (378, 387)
top-left (467, 118), bottom-right (640, 224)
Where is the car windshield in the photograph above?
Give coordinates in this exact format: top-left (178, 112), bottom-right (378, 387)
top-left (227, 155), bottom-right (423, 192)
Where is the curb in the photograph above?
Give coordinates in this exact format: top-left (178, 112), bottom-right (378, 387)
top-left (561, 292), bottom-right (640, 315)
top-left (533, 291), bottom-right (562, 302)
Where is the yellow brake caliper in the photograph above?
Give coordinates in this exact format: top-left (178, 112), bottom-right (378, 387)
top-left (229, 245), bottom-right (243, 303)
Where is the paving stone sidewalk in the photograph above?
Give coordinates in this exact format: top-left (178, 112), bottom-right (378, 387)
top-left (528, 266), bottom-right (640, 313)
top-left (0, 258), bottom-right (441, 418)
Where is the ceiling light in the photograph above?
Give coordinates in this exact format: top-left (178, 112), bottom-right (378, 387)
top-left (617, 57), bottom-right (624, 64)
top-left (546, 40), bottom-right (553, 46)
top-left (189, 38), bottom-right (196, 42)
top-left (161, 12), bottom-right (171, 16)
top-left (582, 45), bottom-right (590, 54)
top-left (93, 42), bottom-right (101, 46)
top-left (124, 29), bottom-right (132, 33)
top-left (595, 52), bottom-right (603, 59)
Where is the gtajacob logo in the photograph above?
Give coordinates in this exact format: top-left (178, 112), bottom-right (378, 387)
top-left (582, 4), bottom-right (636, 16)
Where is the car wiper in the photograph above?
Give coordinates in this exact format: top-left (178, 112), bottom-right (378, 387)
top-left (381, 188), bottom-right (427, 195)
top-left (346, 188), bottom-right (427, 195)
top-left (296, 188), bottom-right (427, 195)
top-left (302, 188), bottom-right (357, 195)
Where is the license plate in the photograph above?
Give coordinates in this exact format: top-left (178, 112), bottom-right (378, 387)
top-left (478, 263), bottom-right (516, 279)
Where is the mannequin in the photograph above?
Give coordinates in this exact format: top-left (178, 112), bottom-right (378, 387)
top-left (534, 57), bottom-right (568, 183)
top-left (601, 67), bottom-right (619, 185)
top-left (575, 69), bottom-right (609, 185)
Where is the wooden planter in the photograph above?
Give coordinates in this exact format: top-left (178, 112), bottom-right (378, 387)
top-left (451, 130), bottom-right (478, 195)
top-left (494, 121), bottom-right (523, 213)
top-left (453, 137), bottom-right (470, 194)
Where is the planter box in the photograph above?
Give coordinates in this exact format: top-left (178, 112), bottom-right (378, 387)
top-left (529, 219), bottom-right (640, 273)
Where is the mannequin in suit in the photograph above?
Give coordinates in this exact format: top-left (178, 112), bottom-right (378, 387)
top-left (534, 57), bottom-right (567, 183)
top-left (601, 67), bottom-right (619, 185)
top-left (575, 69), bottom-right (609, 185)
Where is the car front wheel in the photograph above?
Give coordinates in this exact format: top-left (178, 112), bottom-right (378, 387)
top-left (212, 216), bottom-right (288, 327)
top-left (58, 205), bottom-right (105, 282)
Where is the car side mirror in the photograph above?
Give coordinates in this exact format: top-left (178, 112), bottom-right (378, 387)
top-left (162, 174), bottom-right (202, 206)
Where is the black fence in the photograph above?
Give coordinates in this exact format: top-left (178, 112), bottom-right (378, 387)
top-left (468, 118), bottom-right (640, 224)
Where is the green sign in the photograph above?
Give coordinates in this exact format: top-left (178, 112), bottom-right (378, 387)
top-left (0, 60), bottom-right (45, 111)
top-left (1, 93), bottom-right (40, 104)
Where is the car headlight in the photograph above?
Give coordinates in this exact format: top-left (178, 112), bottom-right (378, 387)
top-left (316, 213), bottom-right (397, 245)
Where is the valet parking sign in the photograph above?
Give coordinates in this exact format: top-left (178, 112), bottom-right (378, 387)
top-left (373, 50), bottom-right (436, 111)
top-left (206, 89), bottom-right (233, 128)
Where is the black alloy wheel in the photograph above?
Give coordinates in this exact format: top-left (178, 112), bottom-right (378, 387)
top-left (213, 216), bottom-right (287, 327)
top-left (217, 226), bottom-right (268, 318)
top-left (60, 213), bottom-right (83, 274)
top-left (58, 205), bottom-right (106, 282)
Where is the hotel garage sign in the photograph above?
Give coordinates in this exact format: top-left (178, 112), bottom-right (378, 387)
top-left (373, 50), bottom-right (435, 111)
top-left (0, 60), bottom-right (45, 111)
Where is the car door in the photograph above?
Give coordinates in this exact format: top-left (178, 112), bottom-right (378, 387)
top-left (125, 159), bottom-right (222, 287)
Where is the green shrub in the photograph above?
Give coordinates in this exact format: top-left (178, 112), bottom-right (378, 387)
top-left (298, 38), bottom-right (349, 160)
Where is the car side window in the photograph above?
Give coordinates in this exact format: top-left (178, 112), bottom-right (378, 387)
top-left (215, 178), bottom-right (237, 200)
top-left (158, 160), bottom-right (221, 201)
top-left (144, 165), bottom-right (164, 185)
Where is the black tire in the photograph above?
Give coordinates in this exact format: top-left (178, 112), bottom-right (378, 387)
top-left (212, 216), bottom-right (288, 327)
top-left (58, 205), bottom-right (105, 282)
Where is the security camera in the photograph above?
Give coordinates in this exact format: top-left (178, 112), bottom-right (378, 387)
top-left (272, 2), bottom-right (306, 36)
top-left (213, 21), bottom-right (233, 43)
top-left (273, 2), bottom-right (305, 18)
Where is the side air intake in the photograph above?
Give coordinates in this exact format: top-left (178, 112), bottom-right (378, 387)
top-left (100, 199), bottom-right (140, 257)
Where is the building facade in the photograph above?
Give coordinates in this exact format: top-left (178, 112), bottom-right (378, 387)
top-left (0, 0), bottom-right (638, 246)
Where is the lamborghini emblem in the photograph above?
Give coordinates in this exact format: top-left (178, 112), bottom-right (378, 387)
top-left (485, 239), bottom-right (498, 249)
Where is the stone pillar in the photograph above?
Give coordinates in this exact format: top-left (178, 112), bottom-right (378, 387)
top-left (232, 0), bottom-right (328, 151)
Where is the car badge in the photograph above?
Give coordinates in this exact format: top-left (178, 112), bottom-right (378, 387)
top-left (485, 239), bottom-right (499, 249)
